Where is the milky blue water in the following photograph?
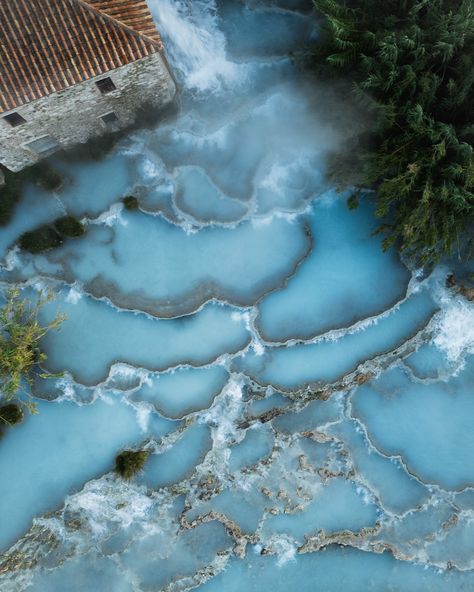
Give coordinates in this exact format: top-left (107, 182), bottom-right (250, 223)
top-left (1, 1), bottom-right (474, 590)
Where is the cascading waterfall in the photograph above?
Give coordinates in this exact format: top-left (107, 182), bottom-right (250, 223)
top-left (1, 1), bottom-right (474, 591)
top-left (148, 0), bottom-right (240, 92)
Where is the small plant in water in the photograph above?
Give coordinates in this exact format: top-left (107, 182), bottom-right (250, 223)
top-left (115, 450), bottom-right (149, 480)
top-left (19, 215), bottom-right (86, 253)
top-left (347, 193), bottom-right (360, 211)
top-left (0, 288), bottom-right (65, 410)
top-left (54, 215), bottom-right (85, 238)
top-left (19, 225), bottom-right (63, 253)
top-left (0, 403), bottom-right (24, 426)
top-left (122, 196), bottom-right (139, 210)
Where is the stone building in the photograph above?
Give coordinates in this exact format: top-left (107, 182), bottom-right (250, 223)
top-left (0, 0), bottom-right (176, 172)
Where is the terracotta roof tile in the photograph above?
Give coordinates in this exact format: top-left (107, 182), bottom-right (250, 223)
top-left (0, 0), bottom-right (163, 114)
top-left (87, 0), bottom-right (162, 44)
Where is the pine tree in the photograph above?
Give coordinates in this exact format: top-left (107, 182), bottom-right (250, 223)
top-left (312, 0), bottom-right (474, 263)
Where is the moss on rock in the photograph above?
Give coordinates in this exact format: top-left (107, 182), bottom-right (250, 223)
top-left (19, 225), bottom-right (63, 253)
top-left (123, 196), bottom-right (139, 210)
top-left (115, 450), bottom-right (149, 480)
top-left (54, 215), bottom-right (85, 238)
top-left (0, 403), bottom-right (24, 426)
top-left (347, 193), bottom-right (360, 210)
top-left (19, 214), bottom-right (86, 254)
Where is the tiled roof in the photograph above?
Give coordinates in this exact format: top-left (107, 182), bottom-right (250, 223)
top-left (0, 0), bottom-right (163, 115)
top-left (87, 0), bottom-right (162, 45)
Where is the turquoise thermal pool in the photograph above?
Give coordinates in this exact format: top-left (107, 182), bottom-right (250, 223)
top-left (1, 1), bottom-right (474, 591)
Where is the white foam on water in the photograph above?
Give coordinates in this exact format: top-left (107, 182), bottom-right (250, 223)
top-left (200, 378), bottom-right (244, 447)
top-left (136, 404), bottom-right (152, 432)
top-left (64, 477), bottom-right (155, 536)
top-left (138, 150), bottom-right (171, 184)
top-left (65, 284), bottom-right (83, 304)
top-left (55, 377), bottom-right (81, 402)
top-left (168, 124), bottom-right (230, 153)
top-left (271, 535), bottom-right (298, 566)
top-left (149, 0), bottom-right (240, 93)
top-left (433, 298), bottom-right (474, 363)
top-left (2, 246), bottom-right (21, 271)
top-left (406, 267), bottom-right (426, 295)
top-left (230, 311), bottom-right (255, 343)
top-left (251, 210), bottom-right (301, 228)
top-left (356, 484), bottom-right (378, 507)
top-left (428, 266), bottom-right (474, 365)
top-left (231, 310), bottom-right (251, 328)
top-left (31, 278), bottom-right (49, 293)
top-left (261, 164), bottom-right (291, 196)
top-left (142, 159), bottom-right (162, 182)
top-left (252, 339), bottom-right (265, 356)
top-left (88, 202), bottom-right (127, 227)
top-left (108, 363), bottom-right (147, 382)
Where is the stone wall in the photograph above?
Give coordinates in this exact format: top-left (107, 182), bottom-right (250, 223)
top-left (0, 52), bottom-right (176, 172)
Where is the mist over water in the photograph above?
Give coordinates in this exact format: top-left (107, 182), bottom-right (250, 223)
top-left (1, 1), bottom-right (474, 590)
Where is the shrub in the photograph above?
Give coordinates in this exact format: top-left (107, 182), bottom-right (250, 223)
top-left (0, 403), bottom-right (24, 426)
top-left (0, 288), bottom-right (65, 404)
top-left (347, 193), bottom-right (360, 211)
top-left (54, 215), bottom-right (85, 238)
top-left (115, 450), bottom-right (149, 480)
top-left (19, 225), bottom-right (63, 253)
top-left (123, 196), bottom-right (139, 210)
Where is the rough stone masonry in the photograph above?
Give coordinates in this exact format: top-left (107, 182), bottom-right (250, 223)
top-left (0, 0), bottom-right (177, 173)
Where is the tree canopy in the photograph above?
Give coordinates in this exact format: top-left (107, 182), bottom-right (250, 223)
top-left (312, 0), bottom-right (474, 263)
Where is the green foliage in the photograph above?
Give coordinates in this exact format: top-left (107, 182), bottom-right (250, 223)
top-left (0, 289), bottom-right (65, 405)
top-left (347, 192), bottom-right (360, 210)
top-left (0, 403), bottom-right (24, 426)
top-left (19, 226), bottom-right (63, 253)
top-left (54, 216), bottom-right (85, 238)
top-left (19, 215), bottom-right (86, 253)
top-left (122, 196), bottom-right (139, 211)
top-left (115, 450), bottom-right (149, 480)
top-left (312, 0), bottom-right (474, 263)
